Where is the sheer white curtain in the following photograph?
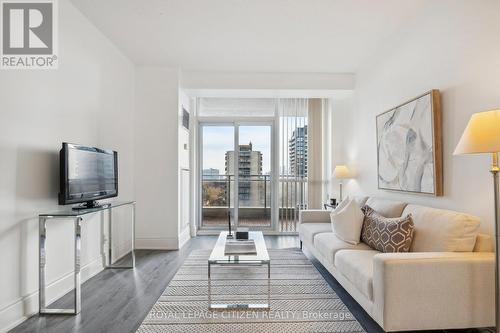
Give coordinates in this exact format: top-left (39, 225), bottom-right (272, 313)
top-left (278, 98), bottom-right (311, 231)
top-left (307, 99), bottom-right (323, 210)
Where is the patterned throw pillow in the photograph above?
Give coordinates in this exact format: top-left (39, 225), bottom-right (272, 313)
top-left (361, 205), bottom-right (414, 253)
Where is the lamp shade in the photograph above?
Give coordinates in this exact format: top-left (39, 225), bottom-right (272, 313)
top-left (333, 165), bottom-right (351, 179)
top-left (454, 109), bottom-right (500, 155)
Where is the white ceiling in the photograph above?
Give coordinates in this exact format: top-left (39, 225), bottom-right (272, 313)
top-left (70, 0), bottom-right (429, 73)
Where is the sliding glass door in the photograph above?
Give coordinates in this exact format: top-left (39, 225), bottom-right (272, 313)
top-left (197, 97), bottom-right (311, 233)
top-left (200, 123), bottom-right (273, 230)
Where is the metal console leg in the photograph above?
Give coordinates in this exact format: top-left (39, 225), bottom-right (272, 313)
top-left (108, 208), bottom-right (112, 266)
top-left (39, 217), bottom-right (46, 313)
top-left (74, 217), bottom-right (82, 314)
top-left (131, 203), bottom-right (136, 267)
top-left (39, 217), bottom-right (82, 315)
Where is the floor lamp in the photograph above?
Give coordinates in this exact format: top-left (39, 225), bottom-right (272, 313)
top-left (454, 109), bottom-right (500, 332)
top-left (333, 165), bottom-right (351, 202)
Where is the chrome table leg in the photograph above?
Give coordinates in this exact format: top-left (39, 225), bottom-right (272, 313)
top-left (39, 216), bottom-right (81, 315)
top-left (268, 261), bottom-right (271, 308)
top-left (74, 217), bottom-right (82, 314)
top-left (208, 262), bottom-right (211, 308)
top-left (39, 217), bottom-right (47, 313)
top-left (131, 202), bottom-right (136, 267)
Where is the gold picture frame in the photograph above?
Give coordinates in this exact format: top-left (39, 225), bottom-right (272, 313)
top-left (376, 90), bottom-right (442, 196)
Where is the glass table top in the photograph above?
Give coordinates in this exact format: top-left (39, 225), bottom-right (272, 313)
top-left (208, 231), bottom-right (270, 263)
top-left (39, 201), bottom-right (135, 217)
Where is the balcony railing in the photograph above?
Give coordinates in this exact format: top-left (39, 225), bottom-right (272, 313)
top-left (201, 174), bottom-right (307, 231)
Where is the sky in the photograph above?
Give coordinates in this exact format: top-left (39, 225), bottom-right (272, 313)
top-left (202, 126), bottom-right (271, 174)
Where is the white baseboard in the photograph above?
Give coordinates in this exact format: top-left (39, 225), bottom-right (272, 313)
top-left (0, 256), bottom-right (105, 333)
top-left (178, 226), bottom-right (191, 249)
top-left (135, 237), bottom-right (179, 250)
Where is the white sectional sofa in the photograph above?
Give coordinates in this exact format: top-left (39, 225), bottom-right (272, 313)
top-left (299, 196), bottom-right (495, 332)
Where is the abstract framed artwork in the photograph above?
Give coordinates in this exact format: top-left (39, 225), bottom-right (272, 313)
top-left (376, 90), bottom-right (442, 196)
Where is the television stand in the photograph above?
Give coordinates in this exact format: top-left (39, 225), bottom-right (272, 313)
top-left (39, 201), bottom-right (136, 315)
top-left (72, 200), bottom-right (107, 210)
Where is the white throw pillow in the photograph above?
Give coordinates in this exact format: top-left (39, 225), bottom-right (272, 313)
top-left (332, 196), bottom-right (350, 213)
top-left (330, 199), bottom-right (364, 245)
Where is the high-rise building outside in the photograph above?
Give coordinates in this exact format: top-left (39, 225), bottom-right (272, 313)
top-left (289, 125), bottom-right (308, 177)
top-left (225, 142), bottom-right (263, 206)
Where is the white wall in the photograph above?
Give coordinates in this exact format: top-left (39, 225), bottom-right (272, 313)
top-left (342, 0), bottom-right (500, 235)
top-left (134, 67), bottom-right (182, 249)
top-left (0, 1), bottom-right (135, 331)
top-left (325, 97), bottom-right (354, 201)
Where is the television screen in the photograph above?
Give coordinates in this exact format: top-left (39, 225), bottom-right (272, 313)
top-left (59, 143), bottom-right (118, 206)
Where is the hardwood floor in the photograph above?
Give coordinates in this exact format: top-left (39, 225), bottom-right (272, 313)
top-left (9, 236), bottom-right (298, 333)
top-left (9, 236), bottom-right (208, 333)
top-left (9, 235), bottom-right (489, 333)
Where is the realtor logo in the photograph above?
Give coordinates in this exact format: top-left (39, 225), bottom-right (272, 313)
top-left (1, 0), bottom-right (58, 69)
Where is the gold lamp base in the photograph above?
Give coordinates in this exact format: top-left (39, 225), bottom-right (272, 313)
top-left (490, 152), bottom-right (500, 333)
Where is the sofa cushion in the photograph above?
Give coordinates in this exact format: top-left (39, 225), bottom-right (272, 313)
top-left (330, 199), bottom-right (364, 245)
top-left (335, 249), bottom-right (379, 301)
top-left (361, 205), bottom-right (414, 253)
top-left (402, 204), bottom-right (481, 252)
top-left (299, 223), bottom-right (332, 244)
top-left (474, 233), bottom-right (494, 252)
top-left (313, 232), bottom-right (372, 266)
top-left (365, 197), bottom-right (407, 218)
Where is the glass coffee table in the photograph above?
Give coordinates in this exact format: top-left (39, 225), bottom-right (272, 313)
top-left (208, 231), bottom-right (270, 310)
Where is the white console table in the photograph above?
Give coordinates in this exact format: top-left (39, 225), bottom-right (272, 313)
top-left (38, 201), bottom-right (136, 315)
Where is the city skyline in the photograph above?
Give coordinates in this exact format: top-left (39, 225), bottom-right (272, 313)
top-left (202, 124), bottom-right (309, 177)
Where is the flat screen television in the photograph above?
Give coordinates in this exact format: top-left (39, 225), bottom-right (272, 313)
top-left (59, 142), bottom-right (118, 209)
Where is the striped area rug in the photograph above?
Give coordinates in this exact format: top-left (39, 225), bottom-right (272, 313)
top-left (136, 249), bottom-right (365, 333)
